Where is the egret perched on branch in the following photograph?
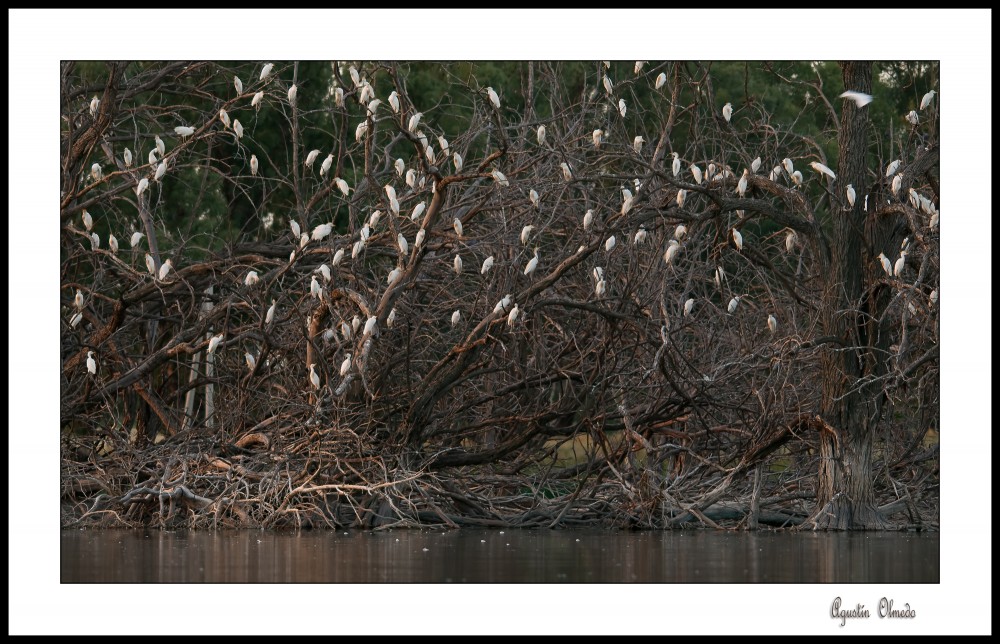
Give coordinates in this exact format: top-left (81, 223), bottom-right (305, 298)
top-left (877, 252), bottom-right (892, 276)
top-left (175, 126), bottom-right (195, 138)
top-left (894, 251), bottom-right (907, 277)
top-left (486, 86), bottom-right (500, 110)
top-left (404, 168), bottom-right (417, 188)
top-left (453, 254), bottom-right (463, 275)
top-left (335, 177), bottom-right (350, 196)
top-left (233, 75), bottom-right (243, 95)
top-left (148, 149), bottom-right (158, 166)
top-left (655, 72), bottom-right (666, 89)
top-left (560, 162), bottom-right (573, 182)
top-left (885, 159), bottom-right (901, 178)
top-left (846, 184), bottom-right (857, 208)
top-left (684, 298), bottom-right (695, 317)
top-left (387, 267), bottom-right (402, 287)
top-left (287, 84), bottom-right (297, 105)
top-left (769, 165), bottom-right (782, 181)
top-left (410, 201), bottom-right (426, 222)
top-left (791, 170), bottom-right (803, 187)
top-left (317, 154), bottom-right (334, 178)
top-left (387, 91), bottom-right (400, 113)
top-left (633, 136), bottom-right (644, 154)
top-left (690, 164), bottom-right (703, 185)
top-left (920, 90), bottom-right (936, 110)
top-left (737, 169), bottom-right (749, 196)
top-left (351, 240), bottom-right (363, 258)
top-left (109, 234), bottom-right (118, 253)
top-left (154, 161), bottom-right (167, 182)
top-left (90, 232), bottom-right (100, 250)
top-left (82, 210), bottom-right (93, 231)
top-left (451, 310), bottom-right (461, 327)
top-left (583, 209), bottom-right (594, 231)
top-left (310, 275), bottom-right (323, 299)
top-left (523, 249), bottom-right (540, 277)
top-left (674, 224), bottom-right (687, 240)
top-left (929, 289), bottom-right (938, 305)
top-left (158, 259), bottom-right (173, 281)
top-left (537, 125), bottom-right (546, 145)
top-left (602, 75), bottom-right (613, 95)
top-left (767, 314), bottom-right (778, 334)
top-left (839, 90), bottom-right (873, 107)
top-left (86, 351), bottom-right (97, 375)
top-left (424, 145), bottom-right (436, 164)
top-left (592, 129), bottom-right (603, 148)
top-left (618, 99), bottom-right (627, 118)
top-left (785, 230), bottom-right (798, 252)
top-left (809, 161), bottom-right (836, 180)
top-left (751, 157), bottom-right (761, 173)
top-left (507, 303), bottom-right (520, 326)
top-left (731, 229), bottom-right (743, 251)
top-left (89, 97), bottom-right (99, 117)
top-left (333, 87), bottom-right (344, 107)
top-left (393, 158), bottom-right (405, 177)
top-left (250, 155), bottom-right (259, 176)
top-left (130, 231), bottom-right (144, 248)
top-left (905, 110), bottom-right (919, 126)
top-left (494, 294), bottom-right (513, 314)
top-left (348, 65), bottom-right (361, 87)
top-left (245, 270), bottom-right (260, 287)
top-left (91, 163), bottom-right (102, 182)
top-left (634, 228), bottom-right (648, 245)
top-left (332, 248), bottom-right (345, 266)
top-left (143, 253), bottom-right (154, 274)
top-left (671, 152), bottom-right (681, 177)
top-left (676, 189), bottom-right (687, 208)
top-left (492, 169), bottom-right (509, 186)
top-left (312, 222), bottom-right (333, 241)
top-left (453, 152), bottom-right (463, 173)
top-left (123, 147), bottom-right (133, 167)
top-left (234, 119), bottom-right (244, 139)
top-left (387, 308), bottom-right (398, 328)
top-left (891, 174), bottom-right (902, 196)
top-left (300, 234), bottom-right (309, 249)
top-left (481, 256), bottom-right (495, 275)
top-left (594, 279), bottom-right (606, 298)
top-left (781, 158), bottom-right (794, 177)
top-left (208, 333), bottom-right (224, 354)
top-left (266, 300), bottom-right (277, 325)
top-left (340, 322), bottom-right (352, 341)
top-left (728, 296), bottom-right (740, 314)
top-left (520, 225), bottom-right (534, 245)
top-left (305, 149), bottom-right (320, 169)
top-left (605, 235), bottom-right (616, 253)
top-left (621, 195), bottom-right (633, 216)
top-left (529, 189), bottom-right (540, 209)
top-left (408, 112), bottom-right (423, 133)
top-left (316, 264), bottom-right (331, 282)
top-left (290, 220), bottom-right (301, 239)
top-left (259, 62), bottom-right (274, 81)
top-left (74, 289), bottom-right (84, 310)
top-left (664, 239), bottom-right (681, 265)
top-left (308, 363), bottom-right (321, 390)
top-left (355, 121), bottom-right (368, 142)
top-left (414, 228), bottom-right (426, 248)
top-left (722, 102), bottom-right (733, 123)
top-left (363, 316), bottom-right (377, 338)
top-left (70, 312), bottom-right (83, 328)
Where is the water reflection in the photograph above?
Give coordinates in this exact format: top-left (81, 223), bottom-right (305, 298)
top-left (61, 529), bottom-right (938, 583)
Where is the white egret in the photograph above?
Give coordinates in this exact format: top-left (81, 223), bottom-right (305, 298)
top-left (310, 274), bottom-right (323, 299)
top-left (320, 154), bottom-right (334, 177)
top-left (602, 74), bottom-right (613, 95)
top-left (560, 162), bottom-right (573, 182)
top-left (684, 298), bottom-right (695, 317)
top-left (524, 249), bottom-right (540, 276)
top-left (234, 75), bottom-right (244, 94)
top-left (108, 234), bottom-right (118, 254)
top-left (90, 232), bottom-right (100, 250)
top-left (414, 228), bottom-right (426, 248)
top-left (481, 256), bottom-right (494, 274)
top-left (352, 240), bottom-right (363, 258)
top-left (592, 129), bottom-right (603, 148)
top-left (368, 210), bottom-right (382, 229)
top-left (335, 177), bottom-right (350, 197)
top-left (891, 174), bottom-right (902, 196)
top-left (676, 189), bottom-right (687, 208)
top-left (722, 102), bottom-right (733, 122)
top-left (155, 135), bottom-right (166, 159)
top-left (340, 321), bottom-right (352, 341)
top-left (240, 351), bottom-right (255, 373)
top-left (410, 201), bottom-right (426, 222)
top-left (529, 189), bottom-right (540, 209)
top-left (70, 312), bottom-right (83, 328)
top-left (175, 126), bottom-right (195, 138)
top-left (145, 254), bottom-right (155, 275)
top-left (672, 152), bottom-right (681, 177)
top-left (309, 363), bottom-right (321, 389)
top-left (219, 108), bottom-right (231, 129)
top-left (317, 264), bottom-right (331, 282)
top-left (486, 86), bottom-right (500, 110)
top-left (123, 147), bottom-right (133, 167)
top-left (266, 300), bottom-right (277, 325)
top-left (408, 112), bottom-right (423, 133)
top-left (767, 314), bottom-right (777, 334)
top-left (363, 316), bottom-right (377, 338)
top-left (592, 267), bottom-right (604, 283)
top-left (82, 210), bottom-right (93, 231)
top-left (355, 121), bottom-right (368, 142)
top-left (877, 252), bottom-right (892, 276)
top-left (839, 90), bottom-right (873, 107)
top-left (537, 125), bottom-right (546, 145)
top-left (583, 209), bottom-right (594, 231)
top-left (424, 146), bottom-right (436, 164)
top-left (664, 240), bottom-right (681, 265)
top-left (451, 310), bottom-right (461, 327)
top-left (453, 218), bottom-right (463, 237)
top-left (885, 159), bottom-right (901, 178)
top-left (791, 170), bottom-right (803, 186)
top-left (149, 149), bottom-right (158, 165)
top-left (208, 333), bottom-right (224, 354)
top-left (929, 289), bottom-right (938, 305)
top-left (781, 158), bottom-right (794, 177)
top-left (618, 99), bottom-right (626, 118)
top-left (453, 253), bottom-right (463, 275)
top-left (86, 351), bottom-right (97, 375)
top-left (494, 294), bottom-right (512, 314)
top-left (715, 266), bottom-right (725, 288)
top-left (89, 97), bottom-right (99, 117)
top-left (305, 149), bottom-right (320, 169)
top-left (605, 235), bottom-right (616, 253)
top-left (920, 90), bottom-right (936, 110)
top-left (672, 224), bottom-right (687, 241)
top-left (286, 83), bottom-right (297, 105)
top-left (391, 159), bottom-right (404, 179)
top-left (785, 230), bottom-right (797, 252)
top-left (332, 248), bottom-right (345, 266)
top-left (300, 234), bottom-right (309, 249)
top-left (751, 157), bottom-right (761, 173)
top-left (453, 153), bottom-right (464, 173)
top-left (154, 162), bottom-right (167, 182)
top-left (809, 161), bottom-right (836, 180)
top-left (437, 135), bottom-right (449, 156)
top-left (520, 225), bottom-right (534, 245)
top-left (732, 229), bottom-right (743, 251)
top-left (403, 168), bottom-right (416, 188)
top-left (250, 155), bottom-right (259, 176)
top-left (905, 110), bottom-right (919, 126)
top-left (633, 136), bottom-right (644, 153)
top-left (634, 61), bottom-right (645, 74)
top-left (234, 119), bottom-right (244, 139)
top-left (158, 259), bottom-right (172, 280)
top-left (388, 91), bottom-right (400, 113)
top-left (690, 164), bottom-right (703, 185)
top-left (655, 72), bottom-right (666, 89)
top-left (74, 289), bottom-right (84, 310)
top-left (387, 267), bottom-right (402, 286)
top-left (245, 270), bottom-right (260, 286)
top-left (90, 163), bottom-right (102, 182)
top-left (737, 169), bottom-right (749, 196)
top-left (929, 212), bottom-right (939, 229)
top-left (387, 308), bottom-right (398, 328)
top-left (908, 188), bottom-right (920, 209)
top-left (260, 62), bottom-right (274, 81)
top-left (389, 196), bottom-right (400, 215)
top-left (769, 165), bottom-right (781, 181)
top-left (595, 279), bottom-right (606, 298)
top-left (728, 296), bottom-right (740, 314)
top-left (634, 228), bottom-right (648, 245)
top-left (846, 184), bottom-right (856, 208)
top-left (894, 251), bottom-right (907, 277)
top-left (311, 222), bottom-right (333, 241)
top-left (507, 304), bottom-right (520, 326)
top-left (333, 87), bottom-right (344, 107)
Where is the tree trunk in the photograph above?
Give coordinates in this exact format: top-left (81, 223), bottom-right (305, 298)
top-left (810, 61), bottom-right (887, 530)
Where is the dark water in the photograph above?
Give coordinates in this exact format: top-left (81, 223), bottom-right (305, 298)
top-left (61, 529), bottom-right (938, 583)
